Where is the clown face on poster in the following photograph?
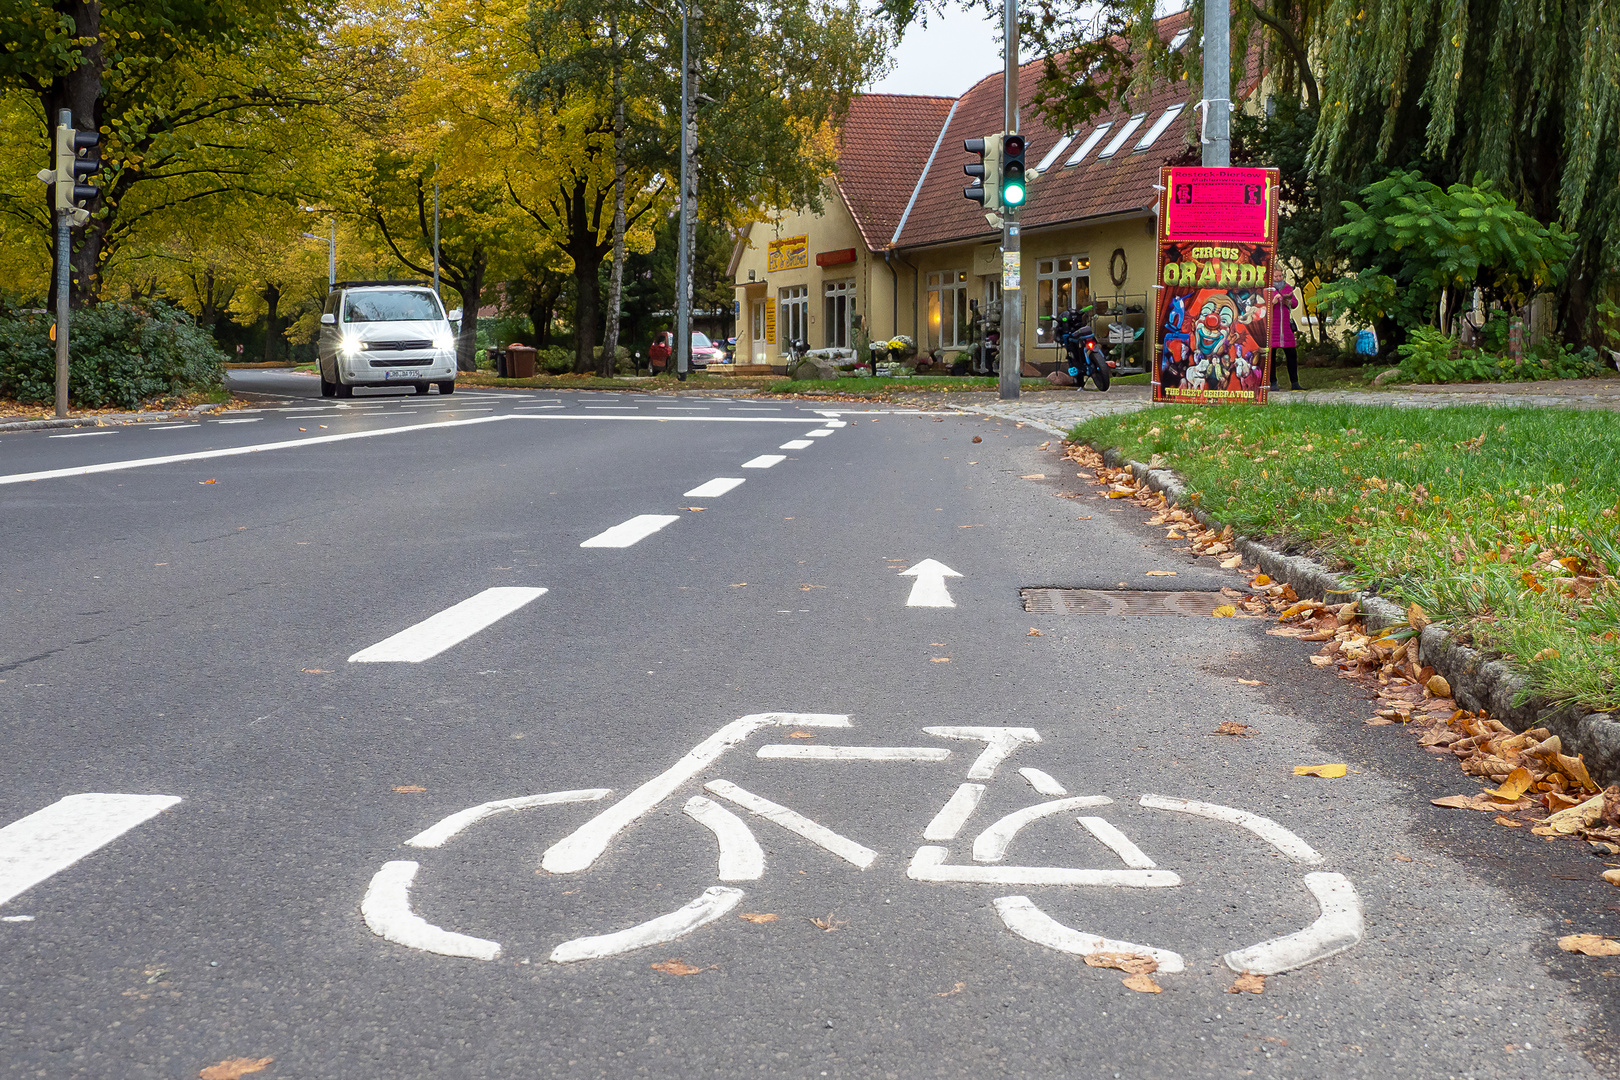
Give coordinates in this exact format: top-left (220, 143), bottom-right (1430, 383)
top-left (1151, 166), bottom-right (1281, 405)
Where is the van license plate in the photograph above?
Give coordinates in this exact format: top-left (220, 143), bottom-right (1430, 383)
top-left (384, 370), bottom-right (412, 379)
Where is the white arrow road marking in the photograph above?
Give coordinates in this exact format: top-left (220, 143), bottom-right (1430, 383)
top-left (756, 745), bottom-right (951, 762)
top-left (580, 514), bottom-right (680, 548)
top-left (742, 454), bottom-right (786, 468)
top-left (704, 780), bottom-right (877, 869)
top-left (362, 861), bottom-right (501, 961)
top-left (541, 713), bottom-right (850, 874)
top-left (1223, 872), bottom-right (1364, 975)
top-left (683, 477), bottom-right (745, 498)
top-left (549, 886), bottom-right (744, 963)
top-left (900, 559), bottom-right (962, 608)
top-left (908, 847), bottom-right (1180, 887)
top-left (972, 796), bottom-right (1114, 863)
top-left (779, 440), bottom-right (814, 450)
top-left (683, 796), bottom-right (764, 881)
top-left (1018, 768), bottom-right (1068, 796)
top-left (1076, 817), bottom-right (1157, 869)
top-left (923, 784), bottom-right (986, 841)
top-left (406, 789), bottom-right (611, 849)
top-left (1140, 794), bottom-right (1324, 864)
top-left (993, 896), bottom-right (1187, 972)
top-left (0, 793), bottom-right (181, 907)
top-left (349, 587), bottom-right (548, 663)
top-left (922, 726), bottom-right (1041, 778)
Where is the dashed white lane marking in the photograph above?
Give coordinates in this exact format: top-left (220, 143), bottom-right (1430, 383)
top-left (1223, 872), bottom-right (1363, 975)
top-left (549, 886), bottom-right (744, 964)
top-left (805, 429), bottom-right (834, 437)
top-left (993, 896), bottom-right (1187, 972)
top-left (821, 419), bottom-right (847, 427)
top-left (541, 713), bottom-right (851, 874)
top-left (349, 586), bottom-right (548, 663)
top-left (211, 418), bottom-right (262, 424)
top-left (0, 793), bottom-right (182, 907)
top-left (923, 783), bottom-right (986, 841)
top-left (47, 431), bottom-right (116, 438)
top-left (1019, 767), bottom-right (1068, 796)
top-left (900, 559), bottom-right (961, 607)
top-left (579, 514), bottom-right (680, 548)
top-left (656, 406), bottom-right (710, 411)
top-left (704, 779), bottom-right (877, 869)
top-left (683, 796), bottom-right (764, 881)
top-left (779, 439), bottom-right (814, 450)
top-left (972, 796), bottom-right (1115, 863)
top-left (406, 789), bottom-right (611, 849)
top-left (435, 408), bottom-right (494, 413)
top-left (1140, 794), bottom-right (1324, 864)
top-left (148, 424), bottom-right (194, 430)
top-left (683, 477), bottom-right (745, 498)
top-left (1077, 816), bottom-right (1157, 869)
top-left (923, 726), bottom-right (1041, 778)
top-left (908, 847), bottom-right (1179, 887)
top-left (756, 745), bottom-right (951, 762)
top-left (741, 455), bottom-right (785, 469)
top-left (1, 914), bottom-right (34, 922)
top-left (584, 405), bottom-right (639, 409)
top-left (362, 861), bottom-right (501, 961)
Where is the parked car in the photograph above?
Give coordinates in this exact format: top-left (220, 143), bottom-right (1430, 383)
top-left (690, 331), bottom-right (726, 368)
top-left (316, 282), bottom-right (459, 397)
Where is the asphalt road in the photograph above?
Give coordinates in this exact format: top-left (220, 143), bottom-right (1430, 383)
top-left (1, 385), bottom-right (1615, 1079)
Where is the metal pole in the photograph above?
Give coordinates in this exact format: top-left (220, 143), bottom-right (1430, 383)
top-left (328, 220), bottom-right (336, 288)
top-left (54, 108), bottom-right (72, 419)
top-left (675, 1), bottom-right (691, 379)
top-left (432, 180), bottom-right (440, 297)
top-left (1202, 0), bottom-right (1230, 167)
top-left (999, 0), bottom-right (1021, 401)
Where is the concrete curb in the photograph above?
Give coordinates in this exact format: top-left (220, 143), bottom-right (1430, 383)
top-left (1089, 442), bottom-right (1620, 787)
top-left (0, 401), bottom-right (225, 434)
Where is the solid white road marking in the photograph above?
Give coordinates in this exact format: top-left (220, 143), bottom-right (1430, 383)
top-left (683, 796), bottom-right (764, 881)
top-left (779, 440), bottom-right (814, 450)
top-left (742, 455), bottom-right (786, 468)
top-left (1223, 872), bottom-right (1364, 975)
top-left (683, 477), bottom-right (745, 498)
top-left (549, 886), bottom-right (743, 963)
top-left (362, 861), bottom-right (501, 961)
top-left (901, 559), bottom-right (962, 608)
top-left (922, 726), bottom-right (1041, 778)
top-left (0, 793), bottom-right (182, 907)
top-left (972, 796), bottom-right (1115, 863)
top-left (211, 418), bottom-right (262, 424)
top-left (147, 424), bottom-right (194, 430)
top-left (993, 896), bottom-right (1186, 972)
top-left (908, 847), bottom-right (1179, 887)
top-left (923, 783), bottom-right (986, 841)
top-left (805, 429), bottom-right (834, 437)
top-left (349, 586), bottom-right (548, 663)
top-left (406, 789), bottom-right (612, 849)
top-left (580, 514), bottom-right (680, 548)
top-left (1077, 817), bottom-right (1157, 869)
top-left (756, 745), bottom-right (951, 762)
top-left (541, 713), bottom-right (850, 874)
top-left (2, 915), bottom-right (34, 922)
top-left (704, 779), bottom-right (877, 869)
top-left (1019, 767), bottom-right (1068, 796)
top-left (47, 431), bottom-right (116, 438)
top-left (1140, 794), bottom-right (1324, 864)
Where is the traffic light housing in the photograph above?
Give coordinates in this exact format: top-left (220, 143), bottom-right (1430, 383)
top-left (962, 134), bottom-right (1001, 212)
top-left (39, 121), bottom-right (99, 226)
top-left (1000, 133), bottom-right (1027, 207)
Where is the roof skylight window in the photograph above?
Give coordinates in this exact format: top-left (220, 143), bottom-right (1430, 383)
top-left (1063, 122), bottom-right (1112, 166)
top-left (1097, 113), bottom-right (1146, 158)
top-left (1133, 103), bottom-right (1186, 151)
top-left (1035, 133), bottom-right (1077, 172)
top-left (1169, 28), bottom-right (1191, 50)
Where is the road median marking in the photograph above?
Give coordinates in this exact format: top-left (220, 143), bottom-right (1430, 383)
top-left (683, 477), bottom-right (745, 498)
top-left (0, 793), bottom-right (182, 907)
top-left (580, 514), bottom-right (680, 548)
top-left (741, 454), bottom-right (786, 469)
top-left (349, 586), bottom-right (547, 663)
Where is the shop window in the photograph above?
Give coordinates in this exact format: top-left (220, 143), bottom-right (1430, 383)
top-left (779, 285), bottom-right (808, 348)
top-left (823, 280), bottom-right (855, 349)
top-left (926, 270), bottom-right (970, 351)
top-left (1035, 256), bottom-right (1091, 347)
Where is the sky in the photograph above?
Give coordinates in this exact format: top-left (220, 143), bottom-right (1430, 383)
top-left (865, 5), bottom-right (1005, 97)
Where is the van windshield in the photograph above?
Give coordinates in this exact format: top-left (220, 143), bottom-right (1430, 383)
top-left (691, 332), bottom-right (713, 348)
top-left (343, 291), bottom-right (442, 323)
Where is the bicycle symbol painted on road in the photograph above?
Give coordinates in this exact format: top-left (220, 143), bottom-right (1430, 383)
top-left (362, 712), bottom-right (1362, 976)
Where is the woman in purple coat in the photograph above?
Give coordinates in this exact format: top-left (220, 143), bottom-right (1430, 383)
top-left (1267, 277), bottom-right (1303, 391)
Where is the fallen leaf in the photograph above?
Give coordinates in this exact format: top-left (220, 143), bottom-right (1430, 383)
top-left (934, 981), bottom-right (967, 997)
top-left (1084, 952), bottom-right (1158, 974)
top-left (930, 657), bottom-right (951, 663)
top-left (1212, 605), bottom-right (1237, 618)
top-left (1494, 816), bottom-right (1524, 828)
top-left (1228, 972), bottom-right (1265, 994)
top-left (1432, 793), bottom-right (1534, 812)
top-left (739, 912), bottom-right (779, 923)
top-left (1165, 529), bottom-right (1185, 539)
top-left (1220, 554), bottom-right (1243, 569)
top-left (786, 731), bottom-right (816, 739)
top-left (1020, 474), bottom-right (1047, 480)
top-left (1603, 870), bottom-right (1620, 887)
top-left (1106, 490), bottom-right (1133, 499)
top-left (301, 669), bottom-right (330, 674)
top-left (298, 427), bottom-right (306, 431)
top-left (1559, 934), bottom-right (1620, 957)
top-left (1213, 721), bottom-right (1254, 737)
top-left (1426, 675), bottom-right (1452, 697)
top-left (1294, 764), bottom-right (1347, 778)
top-left (199, 1059), bottom-right (273, 1080)
top-left (972, 436), bottom-right (982, 443)
top-left (1482, 766), bottom-right (1535, 801)
top-left (1308, 655), bottom-right (1335, 666)
top-left (1250, 574), bottom-right (1272, 586)
top-left (930, 643), bottom-right (946, 647)
top-left (393, 785), bottom-right (426, 793)
top-left (1392, 853), bottom-right (1414, 862)
top-left (1121, 973), bottom-right (1163, 993)
top-left (1145, 570), bottom-right (1178, 577)
top-left (684, 506), bottom-right (706, 511)
top-left (809, 914), bottom-right (847, 932)
top-left (729, 582), bottom-right (748, 587)
top-left (1236, 678), bottom-right (1264, 685)
top-left (1027, 628), bottom-right (1043, 636)
top-left (650, 959), bottom-right (703, 975)
top-left (1408, 602), bottom-right (1431, 631)
top-left (199, 479), bottom-right (217, 485)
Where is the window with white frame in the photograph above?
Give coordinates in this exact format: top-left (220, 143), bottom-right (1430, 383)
top-left (779, 285), bottom-right (808, 348)
top-left (926, 270), bottom-right (970, 351)
top-left (752, 299), bottom-right (766, 343)
top-left (1035, 256), bottom-right (1091, 347)
top-left (823, 280), bottom-right (855, 349)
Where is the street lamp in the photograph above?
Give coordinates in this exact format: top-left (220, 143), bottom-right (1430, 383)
top-left (299, 207), bottom-right (336, 289)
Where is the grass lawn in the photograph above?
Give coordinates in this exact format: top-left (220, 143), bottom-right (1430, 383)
top-left (1071, 402), bottom-right (1620, 712)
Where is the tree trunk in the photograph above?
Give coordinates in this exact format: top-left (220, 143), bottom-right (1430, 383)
top-left (455, 251), bottom-right (486, 372)
top-left (600, 20), bottom-right (628, 379)
top-left (573, 251), bottom-right (603, 374)
top-left (40, 0), bottom-right (104, 311)
top-left (262, 283), bottom-right (281, 364)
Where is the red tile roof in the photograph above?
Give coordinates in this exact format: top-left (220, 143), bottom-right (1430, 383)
top-left (835, 93), bottom-right (956, 251)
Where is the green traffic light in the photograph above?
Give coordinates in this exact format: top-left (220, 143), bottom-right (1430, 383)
top-left (1002, 182), bottom-right (1026, 206)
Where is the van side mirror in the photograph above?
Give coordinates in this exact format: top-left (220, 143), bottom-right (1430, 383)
top-left (447, 308), bottom-right (463, 322)
top-left (320, 313), bottom-right (336, 325)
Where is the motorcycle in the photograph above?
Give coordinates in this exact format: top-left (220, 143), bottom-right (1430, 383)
top-left (1054, 305), bottom-right (1112, 391)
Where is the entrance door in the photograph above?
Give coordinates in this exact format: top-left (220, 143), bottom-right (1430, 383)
top-left (752, 299), bottom-right (767, 363)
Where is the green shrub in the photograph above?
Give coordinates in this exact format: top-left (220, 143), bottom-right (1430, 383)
top-left (0, 303), bottom-right (225, 409)
top-left (539, 346), bottom-right (572, 374)
top-left (1396, 324), bottom-right (1604, 383)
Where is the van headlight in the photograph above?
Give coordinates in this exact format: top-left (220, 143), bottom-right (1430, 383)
top-left (432, 331), bottom-right (454, 353)
top-left (340, 336), bottom-right (364, 357)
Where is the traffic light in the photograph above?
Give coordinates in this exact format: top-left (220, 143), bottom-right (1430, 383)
top-left (962, 134), bottom-right (1001, 211)
top-left (1000, 133), bottom-right (1027, 207)
top-left (38, 120), bottom-right (99, 226)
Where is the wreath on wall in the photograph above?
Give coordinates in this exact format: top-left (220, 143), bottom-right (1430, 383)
top-left (1109, 247), bottom-right (1128, 288)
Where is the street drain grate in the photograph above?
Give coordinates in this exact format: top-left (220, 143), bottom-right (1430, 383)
top-left (1021, 588), bottom-right (1228, 617)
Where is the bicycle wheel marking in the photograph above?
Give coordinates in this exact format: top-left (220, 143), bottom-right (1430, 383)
top-left (1076, 817), bottom-right (1157, 869)
top-left (406, 789), bottom-right (611, 849)
top-left (908, 846), bottom-right (1180, 887)
top-left (1018, 768), bottom-right (1068, 796)
top-left (1139, 794), bottom-right (1324, 864)
top-left (756, 745), bottom-right (950, 762)
top-left (922, 726), bottom-right (1042, 779)
top-left (362, 861), bottom-right (501, 961)
top-left (683, 796), bottom-right (764, 881)
top-left (704, 780), bottom-right (877, 869)
top-left (549, 886), bottom-right (745, 964)
top-left (1223, 872), bottom-right (1363, 975)
top-left (923, 784), bottom-right (986, 841)
top-left (971, 796), bottom-right (1114, 863)
top-left (993, 896), bottom-right (1187, 973)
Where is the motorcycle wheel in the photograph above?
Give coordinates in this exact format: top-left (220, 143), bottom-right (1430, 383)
top-left (1091, 356), bottom-right (1111, 391)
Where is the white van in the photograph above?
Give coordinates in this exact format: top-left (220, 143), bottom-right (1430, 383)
top-left (316, 282), bottom-right (460, 397)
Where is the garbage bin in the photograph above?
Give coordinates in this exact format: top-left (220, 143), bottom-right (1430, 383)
top-left (488, 346), bottom-right (506, 377)
top-left (506, 345), bottom-right (537, 379)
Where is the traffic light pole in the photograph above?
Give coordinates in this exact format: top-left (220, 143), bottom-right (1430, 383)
top-left (54, 208), bottom-right (70, 418)
top-left (999, 0), bottom-right (1021, 401)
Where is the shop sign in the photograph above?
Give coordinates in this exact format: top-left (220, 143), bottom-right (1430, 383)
top-left (767, 235), bottom-right (809, 273)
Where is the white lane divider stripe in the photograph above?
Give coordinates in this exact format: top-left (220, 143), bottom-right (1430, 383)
top-left (805, 429), bottom-right (834, 437)
top-left (704, 779), bottom-right (877, 869)
top-left (549, 886), bottom-right (744, 963)
top-left (48, 431), bottom-right (116, 438)
top-left (683, 477), bottom-right (744, 498)
top-left (1140, 794), bottom-right (1324, 864)
top-left (1018, 767), bottom-right (1068, 795)
top-left (908, 847), bottom-right (1179, 887)
top-left (923, 783), bottom-right (986, 841)
top-left (580, 514), bottom-right (680, 548)
top-left (406, 789), bottom-right (611, 849)
top-left (741, 455), bottom-right (785, 469)
top-left (922, 726), bottom-right (1041, 779)
top-left (362, 861), bottom-right (501, 961)
top-left (993, 896), bottom-right (1187, 972)
top-left (1077, 817), bottom-right (1157, 869)
top-left (0, 793), bottom-right (182, 907)
top-left (756, 745), bottom-right (950, 762)
top-left (972, 796), bottom-right (1114, 863)
top-left (349, 586), bottom-right (547, 663)
top-left (683, 796), bottom-right (765, 881)
top-left (1223, 873), bottom-right (1363, 975)
top-left (779, 440), bottom-right (814, 450)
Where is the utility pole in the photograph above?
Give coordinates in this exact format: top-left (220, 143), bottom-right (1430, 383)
top-left (999, 0), bottom-right (1021, 401)
top-left (1202, 0), bottom-right (1230, 167)
top-left (674, 1), bottom-right (696, 381)
top-left (433, 179), bottom-right (441, 298)
top-left (53, 113), bottom-right (71, 419)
